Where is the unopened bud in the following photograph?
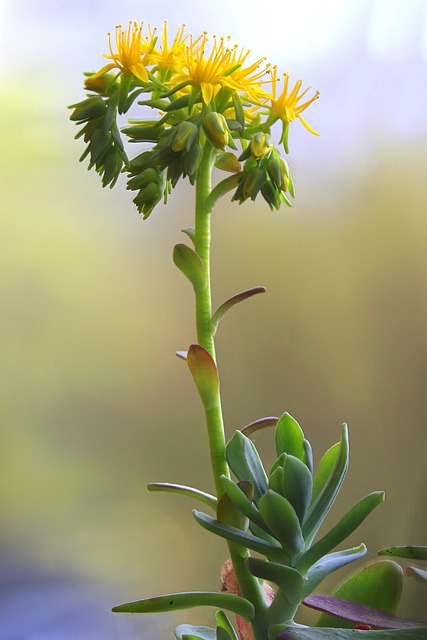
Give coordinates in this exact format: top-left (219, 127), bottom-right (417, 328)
top-left (171, 121), bottom-right (199, 152)
top-left (202, 112), bottom-right (229, 149)
top-left (249, 132), bottom-right (274, 159)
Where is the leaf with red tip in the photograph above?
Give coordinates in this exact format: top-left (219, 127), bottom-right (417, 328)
top-left (211, 287), bottom-right (266, 334)
top-left (314, 560), bottom-right (403, 628)
top-left (278, 626), bottom-right (427, 639)
top-left (303, 594), bottom-right (426, 629)
top-left (187, 344), bottom-right (220, 411)
top-left (173, 244), bottom-right (206, 293)
top-left (240, 416), bottom-right (279, 436)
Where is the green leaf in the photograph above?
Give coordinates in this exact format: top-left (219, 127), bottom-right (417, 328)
top-left (220, 475), bottom-right (268, 532)
top-left (303, 544), bottom-right (367, 596)
top-left (247, 557), bottom-right (303, 603)
top-left (275, 413), bottom-right (307, 464)
top-left (258, 490), bottom-right (304, 560)
top-left (226, 431), bottom-right (268, 502)
top-left (278, 627), bottom-right (427, 639)
top-left (311, 442), bottom-right (340, 503)
top-left (187, 344), bottom-right (220, 411)
top-left (193, 509), bottom-right (288, 563)
top-left (215, 611), bottom-right (239, 640)
top-left (173, 244), bottom-right (206, 293)
top-left (298, 492), bottom-right (384, 573)
top-left (175, 624), bottom-right (216, 640)
top-left (211, 287), bottom-right (266, 334)
top-left (281, 455), bottom-right (313, 524)
top-left (378, 546), bottom-right (427, 561)
top-left (147, 482), bottom-right (217, 509)
top-left (315, 560), bottom-right (403, 628)
top-left (302, 425), bottom-right (349, 543)
top-left (113, 591), bottom-right (255, 620)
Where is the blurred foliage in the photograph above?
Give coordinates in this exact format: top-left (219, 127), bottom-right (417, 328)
top-left (1, 69), bottom-right (426, 631)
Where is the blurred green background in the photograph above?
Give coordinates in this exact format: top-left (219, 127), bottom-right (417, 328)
top-left (1, 0), bottom-right (426, 636)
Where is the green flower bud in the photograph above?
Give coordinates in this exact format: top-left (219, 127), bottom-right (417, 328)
top-left (249, 132), bottom-right (274, 160)
top-left (202, 112), bottom-right (229, 149)
top-left (242, 167), bottom-right (266, 201)
top-left (69, 96), bottom-right (106, 122)
top-left (215, 152), bottom-right (241, 173)
top-left (171, 121), bottom-right (199, 152)
top-left (84, 72), bottom-right (116, 96)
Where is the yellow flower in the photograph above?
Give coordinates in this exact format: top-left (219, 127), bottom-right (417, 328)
top-left (150, 22), bottom-right (189, 75)
top-left (90, 21), bottom-right (153, 83)
top-left (171, 32), bottom-right (269, 106)
top-left (268, 66), bottom-right (319, 152)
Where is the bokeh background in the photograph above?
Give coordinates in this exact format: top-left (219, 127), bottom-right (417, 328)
top-left (1, 0), bottom-right (426, 637)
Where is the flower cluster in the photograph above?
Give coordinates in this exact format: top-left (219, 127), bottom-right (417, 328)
top-left (70, 21), bottom-right (319, 217)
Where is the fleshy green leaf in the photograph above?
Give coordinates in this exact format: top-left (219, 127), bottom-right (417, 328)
top-left (113, 591), bottom-right (255, 620)
top-left (187, 344), bottom-right (220, 411)
top-left (193, 509), bottom-right (288, 563)
top-left (147, 482), bottom-right (217, 509)
top-left (226, 431), bottom-right (268, 502)
top-left (215, 611), bottom-right (239, 640)
top-left (220, 475), bottom-right (268, 532)
top-left (378, 546), bottom-right (427, 561)
top-left (211, 287), bottom-right (266, 334)
top-left (279, 455), bottom-right (313, 524)
top-left (258, 490), bottom-right (304, 560)
top-left (305, 593), bottom-right (425, 629)
top-left (314, 560), bottom-right (403, 628)
top-left (175, 624), bottom-right (216, 640)
top-left (302, 425), bottom-right (349, 543)
top-left (247, 557), bottom-right (303, 603)
top-left (173, 244), bottom-right (206, 293)
top-left (275, 413), bottom-right (307, 464)
top-left (298, 492), bottom-right (384, 573)
top-left (303, 544), bottom-right (367, 596)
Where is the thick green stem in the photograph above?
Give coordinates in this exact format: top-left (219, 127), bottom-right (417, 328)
top-left (194, 143), bottom-right (229, 494)
top-left (193, 143), bottom-right (270, 640)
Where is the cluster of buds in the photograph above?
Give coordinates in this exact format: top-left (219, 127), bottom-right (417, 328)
top-left (232, 134), bottom-right (294, 210)
top-left (69, 22), bottom-right (319, 216)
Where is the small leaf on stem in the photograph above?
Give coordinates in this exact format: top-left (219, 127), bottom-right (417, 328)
top-left (211, 287), bottom-right (267, 335)
top-left (187, 344), bottom-right (220, 411)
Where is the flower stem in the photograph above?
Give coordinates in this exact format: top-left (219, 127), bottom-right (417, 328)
top-left (194, 144), bottom-right (269, 640)
top-left (194, 143), bottom-right (229, 494)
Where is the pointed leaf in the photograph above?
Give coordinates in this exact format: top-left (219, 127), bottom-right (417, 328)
top-left (275, 413), bottom-right (307, 464)
top-left (406, 565), bottom-right (427, 583)
top-left (211, 287), bottom-right (267, 334)
top-left (298, 492), bottom-right (384, 573)
top-left (113, 591), bottom-right (254, 620)
top-left (247, 557), bottom-right (303, 603)
top-left (378, 546), bottom-right (427, 561)
top-left (282, 455), bottom-right (313, 524)
top-left (147, 482), bottom-right (217, 509)
top-left (220, 475), bottom-right (268, 532)
top-left (258, 490), bottom-right (304, 560)
top-left (173, 244), bottom-right (206, 293)
top-left (216, 611), bottom-right (239, 640)
top-left (303, 544), bottom-right (367, 596)
top-left (303, 425), bottom-right (349, 543)
top-left (311, 442), bottom-right (340, 502)
top-left (278, 627), bottom-right (427, 639)
top-left (187, 344), bottom-right (220, 411)
top-left (193, 509), bottom-right (288, 563)
top-left (226, 431), bottom-right (268, 502)
top-left (314, 560), bottom-right (403, 628)
top-left (305, 594), bottom-right (425, 629)
top-left (175, 624), bottom-right (216, 640)
top-left (241, 416), bottom-right (279, 437)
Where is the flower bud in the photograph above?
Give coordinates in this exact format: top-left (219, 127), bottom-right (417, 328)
top-left (69, 96), bottom-right (106, 122)
top-left (249, 132), bottom-right (274, 160)
top-left (215, 152), bottom-right (241, 173)
top-left (202, 112), bottom-right (229, 149)
top-left (84, 72), bottom-right (116, 95)
top-left (171, 121), bottom-right (199, 152)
